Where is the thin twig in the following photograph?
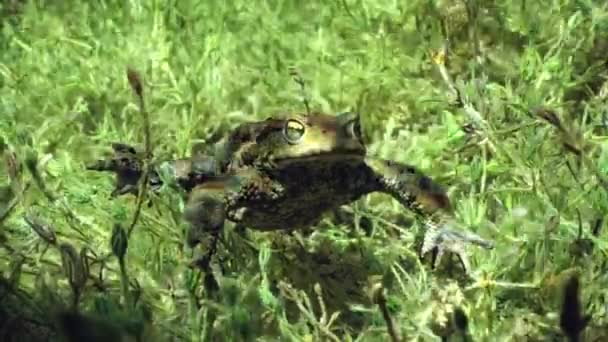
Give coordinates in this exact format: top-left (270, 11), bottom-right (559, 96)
top-left (376, 287), bottom-right (401, 342)
top-left (536, 107), bottom-right (608, 194)
top-left (432, 40), bottom-right (485, 126)
top-left (0, 182), bottom-right (31, 224)
top-left (289, 67), bottom-right (311, 115)
top-left (368, 279), bottom-right (402, 342)
top-left (277, 281), bottom-right (342, 342)
top-left (126, 68), bottom-right (152, 237)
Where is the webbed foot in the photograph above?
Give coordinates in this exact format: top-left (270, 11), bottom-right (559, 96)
top-left (365, 157), bottom-right (494, 274)
top-left (420, 219), bottom-right (494, 274)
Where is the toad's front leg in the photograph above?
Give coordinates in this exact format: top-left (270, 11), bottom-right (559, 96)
top-left (184, 182), bottom-right (228, 246)
top-left (183, 181), bottom-right (229, 269)
top-left (364, 157), bottom-right (494, 274)
top-left (184, 169), bottom-right (286, 269)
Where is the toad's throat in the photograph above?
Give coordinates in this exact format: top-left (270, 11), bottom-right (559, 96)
top-left (272, 150), bottom-right (365, 167)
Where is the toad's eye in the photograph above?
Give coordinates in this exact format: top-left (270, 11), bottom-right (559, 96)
top-left (283, 119), bottom-right (306, 143)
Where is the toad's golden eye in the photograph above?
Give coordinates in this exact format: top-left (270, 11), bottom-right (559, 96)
top-left (283, 119), bottom-right (306, 144)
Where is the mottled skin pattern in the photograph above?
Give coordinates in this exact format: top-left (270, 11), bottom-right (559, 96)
top-left (86, 111), bottom-right (494, 273)
top-left (227, 161), bottom-right (377, 230)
